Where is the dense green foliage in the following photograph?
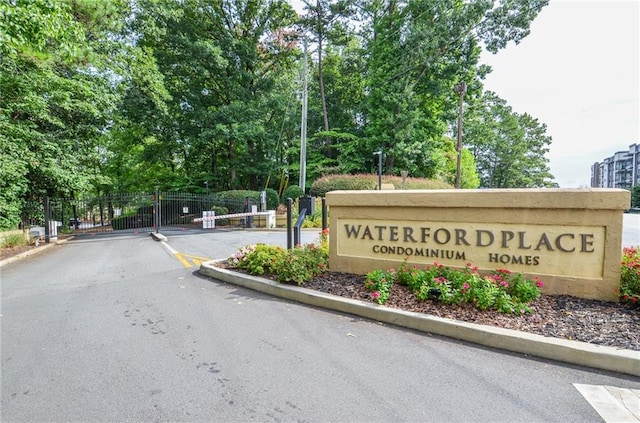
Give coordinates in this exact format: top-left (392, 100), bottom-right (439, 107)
top-left (1, 0), bottom-right (556, 230)
top-left (309, 174), bottom-right (452, 196)
top-left (464, 92), bottom-right (555, 187)
top-left (226, 239), bottom-right (636, 307)
top-left (283, 185), bottom-right (305, 201)
top-left (631, 186), bottom-right (640, 208)
top-left (368, 260), bottom-right (544, 314)
top-left (229, 229), bottom-right (329, 285)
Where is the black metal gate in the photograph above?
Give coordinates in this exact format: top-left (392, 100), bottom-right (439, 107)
top-left (21, 192), bottom-right (256, 241)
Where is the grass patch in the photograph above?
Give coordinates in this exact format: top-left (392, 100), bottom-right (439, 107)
top-left (0, 232), bottom-right (30, 248)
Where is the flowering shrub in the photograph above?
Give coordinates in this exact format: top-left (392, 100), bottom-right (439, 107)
top-left (364, 269), bottom-right (394, 304)
top-left (274, 242), bottom-right (328, 285)
top-left (228, 229), bottom-right (329, 286)
top-left (620, 246), bottom-right (640, 306)
top-left (230, 244), bottom-right (285, 275)
top-left (370, 260), bottom-right (544, 315)
top-left (228, 239), bottom-right (640, 310)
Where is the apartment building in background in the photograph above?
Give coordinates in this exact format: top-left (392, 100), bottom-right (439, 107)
top-left (591, 143), bottom-right (640, 189)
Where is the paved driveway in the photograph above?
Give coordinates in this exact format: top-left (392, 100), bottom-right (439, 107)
top-left (2, 230), bottom-right (638, 422)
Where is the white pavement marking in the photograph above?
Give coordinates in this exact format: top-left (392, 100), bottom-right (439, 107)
top-left (161, 241), bottom-right (178, 255)
top-left (574, 384), bottom-right (640, 423)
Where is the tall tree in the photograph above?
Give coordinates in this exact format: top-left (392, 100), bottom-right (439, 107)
top-left (0, 0), bottom-right (127, 228)
top-left (297, 34), bottom-right (368, 180)
top-left (465, 91), bottom-right (554, 188)
top-left (127, 0), bottom-right (299, 191)
top-left (353, 0), bottom-right (548, 180)
top-left (298, 0), bottom-right (355, 132)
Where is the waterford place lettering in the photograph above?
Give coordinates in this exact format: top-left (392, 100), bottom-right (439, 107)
top-left (343, 223), bottom-right (596, 266)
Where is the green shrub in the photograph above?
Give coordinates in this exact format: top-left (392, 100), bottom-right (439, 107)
top-left (364, 269), bottom-right (394, 304)
top-left (215, 190), bottom-right (259, 204)
top-left (273, 243), bottom-right (327, 285)
top-left (229, 244), bottom-right (286, 275)
top-left (283, 185), bottom-right (305, 202)
top-left (310, 174), bottom-right (376, 197)
top-left (1, 232), bottom-right (29, 248)
top-left (372, 260), bottom-right (543, 315)
top-left (265, 188), bottom-right (279, 209)
top-left (228, 229), bottom-right (329, 285)
top-left (211, 205), bottom-right (228, 215)
top-left (309, 173), bottom-right (452, 196)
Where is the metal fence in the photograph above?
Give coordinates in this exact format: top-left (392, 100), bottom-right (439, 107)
top-left (19, 192), bottom-right (258, 239)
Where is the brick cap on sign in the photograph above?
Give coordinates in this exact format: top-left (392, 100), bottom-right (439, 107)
top-left (326, 188), bottom-right (630, 210)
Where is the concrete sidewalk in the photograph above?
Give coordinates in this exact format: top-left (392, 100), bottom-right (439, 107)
top-left (199, 259), bottom-right (640, 378)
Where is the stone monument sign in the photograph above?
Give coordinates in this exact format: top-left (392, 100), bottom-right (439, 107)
top-left (326, 189), bottom-right (630, 301)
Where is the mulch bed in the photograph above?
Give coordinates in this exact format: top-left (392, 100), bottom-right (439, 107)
top-left (305, 272), bottom-right (640, 351)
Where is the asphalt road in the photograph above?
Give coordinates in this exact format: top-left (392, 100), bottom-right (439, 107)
top-left (623, 213), bottom-right (640, 247)
top-left (2, 229), bottom-right (639, 422)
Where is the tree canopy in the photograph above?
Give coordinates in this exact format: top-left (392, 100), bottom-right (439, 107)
top-left (0, 0), bottom-right (555, 229)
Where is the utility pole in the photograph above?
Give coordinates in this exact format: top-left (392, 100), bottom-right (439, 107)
top-left (299, 38), bottom-right (308, 193)
top-left (454, 81), bottom-right (467, 189)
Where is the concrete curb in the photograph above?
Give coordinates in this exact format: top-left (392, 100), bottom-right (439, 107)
top-left (150, 232), bottom-right (168, 242)
top-left (0, 237), bottom-right (72, 268)
top-left (199, 259), bottom-right (640, 378)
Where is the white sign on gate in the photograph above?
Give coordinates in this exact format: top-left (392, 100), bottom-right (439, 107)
top-left (202, 210), bottom-right (215, 229)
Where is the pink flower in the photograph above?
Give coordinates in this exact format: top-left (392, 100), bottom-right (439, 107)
top-left (371, 291), bottom-right (380, 299)
top-left (462, 283), bottom-right (470, 290)
top-left (536, 281), bottom-right (544, 288)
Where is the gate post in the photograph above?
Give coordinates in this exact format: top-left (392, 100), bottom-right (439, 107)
top-left (322, 197), bottom-right (327, 231)
top-left (286, 198), bottom-right (293, 250)
top-left (44, 196), bottom-right (50, 244)
top-left (154, 189), bottom-right (160, 233)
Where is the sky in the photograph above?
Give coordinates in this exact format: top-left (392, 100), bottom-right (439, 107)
top-left (479, 0), bottom-right (639, 188)
top-left (290, 1), bottom-right (640, 188)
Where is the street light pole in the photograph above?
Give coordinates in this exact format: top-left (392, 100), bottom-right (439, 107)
top-left (299, 38), bottom-right (308, 193)
top-left (454, 81), bottom-right (466, 189)
top-left (374, 150), bottom-right (382, 190)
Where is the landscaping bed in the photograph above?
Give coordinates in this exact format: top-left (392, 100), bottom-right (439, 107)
top-left (304, 271), bottom-right (640, 351)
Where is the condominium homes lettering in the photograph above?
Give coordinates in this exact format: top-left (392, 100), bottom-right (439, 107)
top-left (338, 219), bottom-right (605, 277)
